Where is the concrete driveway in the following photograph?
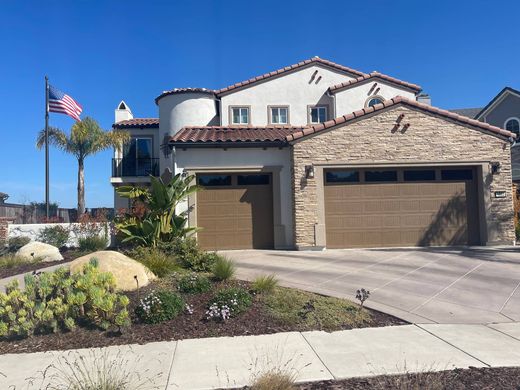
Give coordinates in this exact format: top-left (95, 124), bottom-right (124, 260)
top-left (221, 247), bottom-right (520, 324)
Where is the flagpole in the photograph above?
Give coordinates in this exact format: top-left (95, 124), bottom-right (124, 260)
top-left (45, 76), bottom-right (49, 219)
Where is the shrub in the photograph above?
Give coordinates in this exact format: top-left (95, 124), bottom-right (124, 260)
top-left (252, 274), bottom-right (279, 294)
top-left (212, 255), bottom-right (236, 281)
top-left (135, 290), bottom-right (184, 324)
top-left (516, 222), bottom-right (520, 241)
top-left (78, 236), bottom-right (108, 252)
top-left (128, 246), bottom-right (179, 278)
top-left (251, 370), bottom-right (296, 390)
top-left (178, 272), bottom-right (211, 294)
top-left (37, 225), bottom-right (70, 248)
top-left (206, 287), bottom-right (252, 320)
top-left (7, 236), bottom-right (30, 252)
top-left (0, 260), bottom-right (130, 338)
top-left (161, 238), bottom-right (217, 272)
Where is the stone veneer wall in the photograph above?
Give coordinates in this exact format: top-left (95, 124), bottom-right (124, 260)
top-left (0, 217), bottom-right (15, 243)
top-left (291, 105), bottom-right (515, 248)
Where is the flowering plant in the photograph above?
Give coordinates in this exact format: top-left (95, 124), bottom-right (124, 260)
top-left (135, 290), bottom-right (184, 324)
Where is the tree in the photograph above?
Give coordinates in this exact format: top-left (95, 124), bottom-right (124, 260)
top-left (37, 117), bottom-right (130, 215)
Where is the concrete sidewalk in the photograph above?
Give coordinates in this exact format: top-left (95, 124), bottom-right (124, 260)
top-left (1, 323), bottom-right (520, 389)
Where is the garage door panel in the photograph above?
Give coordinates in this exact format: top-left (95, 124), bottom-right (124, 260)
top-left (196, 174), bottom-right (274, 250)
top-left (325, 171), bottom-right (478, 248)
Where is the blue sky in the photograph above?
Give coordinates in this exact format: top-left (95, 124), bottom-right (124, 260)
top-left (1, 0), bottom-right (519, 208)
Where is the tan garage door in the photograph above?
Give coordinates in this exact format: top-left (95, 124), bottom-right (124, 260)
top-left (324, 167), bottom-right (479, 248)
top-left (196, 173), bottom-right (274, 250)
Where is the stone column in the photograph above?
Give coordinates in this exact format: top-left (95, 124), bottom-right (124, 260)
top-left (0, 217), bottom-right (15, 244)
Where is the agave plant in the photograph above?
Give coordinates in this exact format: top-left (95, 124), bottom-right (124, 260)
top-left (115, 173), bottom-right (200, 246)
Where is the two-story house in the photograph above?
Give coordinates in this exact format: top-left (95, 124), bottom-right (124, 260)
top-left (111, 57), bottom-right (515, 251)
top-left (451, 87), bottom-right (520, 181)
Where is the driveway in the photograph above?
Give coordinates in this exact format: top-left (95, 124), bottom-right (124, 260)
top-left (221, 247), bottom-right (520, 324)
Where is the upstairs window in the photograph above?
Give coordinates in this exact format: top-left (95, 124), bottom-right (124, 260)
top-left (505, 118), bottom-right (520, 135)
top-left (366, 96), bottom-right (384, 107)
top-left (309, 106), bottom-right (327, 124)
top-left (231, 107), bottom-right (250, 125)
top-left (270, 107), bottom-right (289, 124)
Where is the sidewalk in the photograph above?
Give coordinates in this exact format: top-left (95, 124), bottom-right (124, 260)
top-left (1, 323), bottom-right (520, 389)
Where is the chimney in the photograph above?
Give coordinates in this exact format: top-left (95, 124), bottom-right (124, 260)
top-left (115, 101), bottom-right (133, 123)
top-left (416, 93), bottom-right (431, 106)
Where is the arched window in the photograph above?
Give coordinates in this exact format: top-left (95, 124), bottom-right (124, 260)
top-left (505, 118), bottom-right (520, 134)
top-left (366, 96), bottom-right (384, 107)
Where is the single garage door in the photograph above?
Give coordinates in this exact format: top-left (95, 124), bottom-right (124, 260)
top-left (196, 173), bottom-right (274, 250)
top-left (324, 167), bottom-right (480, 248)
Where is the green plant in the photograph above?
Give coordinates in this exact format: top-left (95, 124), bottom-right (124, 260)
top-left (178, 272), bottom-right (211, 294)
top-left (252, 274), bottom-right (279, 294)
top-left (163, 238), bottom-right (217, 272)
top-left (206, 287), bottom-right (252, 320)
top-left (0, 254), bottom-right (38, 269)
top-left (262, 288), bottom-right (369, 330)
top-left (135, 290), bottom-right (184, 324)
top-left (115, 173), bottom-right (200, 247)
top-left (212, 255), bottom-right (236, 281)
top-left (0, 260), bottom-right (130, 338)
top-left (36, 117), bottom-right (130, 214)
top-left (37, 225), bottom-right (70, 248)
top-left (78, 236), bottom-right (108, 252)
top-left (128, 246), bottom-right (179, 278)
top-left (7, 236), bottom-right (30, 252)
top-left (516, 221), bottom-right (520, 241)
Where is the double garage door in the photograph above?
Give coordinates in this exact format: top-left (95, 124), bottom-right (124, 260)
top-left (324, 167), bottom-right (480, 248)
top-left (196, 173), bottom-right (274, 250)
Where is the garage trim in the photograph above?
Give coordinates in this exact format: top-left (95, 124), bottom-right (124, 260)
top-left (183, 165), bottom-right (286, 249)
top-left (311, 161), bottom-right (490, 248)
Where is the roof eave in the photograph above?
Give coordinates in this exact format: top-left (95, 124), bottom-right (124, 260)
top-left (169, 141), bottom-right (289, 148)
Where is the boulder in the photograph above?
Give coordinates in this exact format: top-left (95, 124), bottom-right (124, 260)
top-left (16, 241), bottom-right (63, 262)
top-left (69, 250), bottom-right (156, 291)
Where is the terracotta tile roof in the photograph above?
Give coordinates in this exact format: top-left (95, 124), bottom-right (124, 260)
top-left (215, 57), bottom-right (367, 96)
top-left (170, 126), bottom-right (306, 146)
top-left (328, 72), bottom-right (422, 94)
top-left (286, 96), bottom-right (516, 142)
top-left (112, 118), bottom-right (159, 129)
top-left (155, 88), bottom-right (216, 104)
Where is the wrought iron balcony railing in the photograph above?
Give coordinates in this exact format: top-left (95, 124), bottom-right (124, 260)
top-left (112, 158), bottom-right (159, 177)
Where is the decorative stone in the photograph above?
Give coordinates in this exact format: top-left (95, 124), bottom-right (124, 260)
top-left (16, 241), bottom-right (63, 262)
top-left (69, 250), bottom-right (156, 291)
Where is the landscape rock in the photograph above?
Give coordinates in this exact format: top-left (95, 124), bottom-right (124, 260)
top-left (69, 250), bottom-right (156, 291)
top-left (16, 241), bottom-right (63, 262)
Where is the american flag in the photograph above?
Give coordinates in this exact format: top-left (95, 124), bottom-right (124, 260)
top-left (48, 84), bottom-right (82, 121)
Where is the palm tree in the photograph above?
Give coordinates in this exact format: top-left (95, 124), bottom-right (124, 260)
top-left (37, 117), bottom-right (130, 215)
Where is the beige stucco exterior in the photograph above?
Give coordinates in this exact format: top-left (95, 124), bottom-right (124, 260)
top-left (291, 105), bottom-right (515, 249)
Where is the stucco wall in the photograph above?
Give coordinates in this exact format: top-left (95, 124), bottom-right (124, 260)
top-left (291, 105), bottom-right (515, 248)
top-left (220, 65), bottom-right (355, 126)
top-left (334, 81), bottom-right (416, 115)
top-left (8, 223), bottom-right (110, 248)
top-left (483, 93), bottom-right (520, 128)
top-left (175, 147), bottom-right (294, 248)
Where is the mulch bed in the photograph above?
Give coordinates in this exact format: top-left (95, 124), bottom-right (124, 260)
top-left (0, 249), bottom-right (80, 279)
top-left (297, 367), bottom-right (520, 389)
top-left (0, 279), bottom-right (405, 354)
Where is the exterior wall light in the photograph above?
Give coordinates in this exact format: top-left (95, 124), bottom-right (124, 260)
top-left (491, 162), bottom-right (501, 174)
top-left (305, 165), bottom-right (315, 179)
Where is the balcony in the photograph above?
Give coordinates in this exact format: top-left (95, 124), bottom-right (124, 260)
top-left (112, 158), bottom-right (159, 178)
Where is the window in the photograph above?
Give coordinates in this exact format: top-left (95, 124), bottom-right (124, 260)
top-left (366, 97), bottom-right (384, 107)
top-left (231, 107), bottom-right (249, 125)
top-left (441, 169), bottom-right (473, 181)
top-left (326, 170), bottom-right (360, 183)
top-left (237, 174), bottom-right (270, 185)
top-left (309, 106), bottom-right (327, 123)
top-left (198, 175), bottom-right (232, 186)
top-left (270, 107), bottom-right (289, 124)
top-left (404, 170), bottom-right (436, 181)
top-left (122, 137), bottom-right (154, 176)
top-left (505, 118), bottom-right (520, 135)
top-left (365, 170), bottom-right (398, 182)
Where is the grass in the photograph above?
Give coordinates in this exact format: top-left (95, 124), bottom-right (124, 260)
top-left (212, 255), bottom-right (236, 281)
top-left (251, 370), bottom-right (296, 390)
top-left (252, 274), bottom-right (278, 293)
top-left (262, 287), bottom-right (370, 330)
top-left (0, 254), bottom-right (39, 269)
top-left (129, 247), bottom-right (181, 278)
